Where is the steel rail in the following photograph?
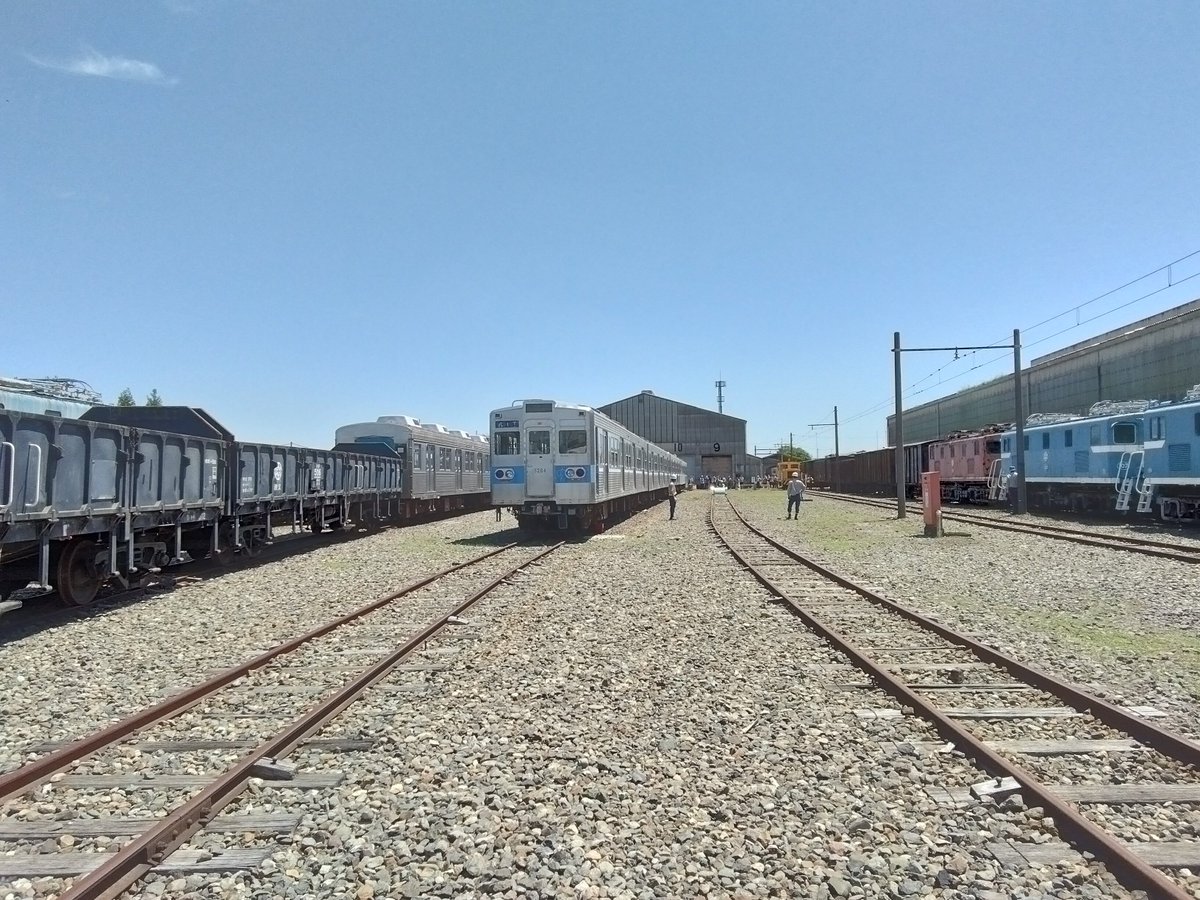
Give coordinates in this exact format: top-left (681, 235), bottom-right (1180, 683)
top-left (709, 500), bottom-right (1194, 900)
top-left (946, 508), bottom-right (1200, 555)
top-left (818, 491), bottom-right (1200, 563)
top-left (57, 540), bottom-right (563, 900)
top-left (723, 498), bottom-right (1200, 765)
top-left (0, 542), bottom-right (520, 804)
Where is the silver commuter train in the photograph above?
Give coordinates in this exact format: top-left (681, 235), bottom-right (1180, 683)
top-left (490, 399), bottom-right (686, 531)
top-left (333, 415), bottom-right (490, 514)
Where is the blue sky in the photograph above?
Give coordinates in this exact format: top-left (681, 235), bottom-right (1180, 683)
top-left (5, 2), bottom-right (1199, 454)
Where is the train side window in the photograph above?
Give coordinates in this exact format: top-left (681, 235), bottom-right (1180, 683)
top-left (1023, 435), bottom-right (1029, 450)
top-left (493, 431), bottom-right (520, 455)
top-left (1112, 422), bottom-right (1136, 444)
top-left (1064, 430), bottom-right (1073, 448)
top-left (559, 429), bottom-right (587, 453)
top-left (1089, 425), bottom-right (1101, 446)
top-left (413, 442), bottom-right (423, 469)
top-left (949, 445), bottom-right (954, 457)
top-left (529, 430), bottom-right (551, 455)
top-left (1195, 412), bottom-right (1200, 436)
top-left (1149, 417), bottom-right (1164, 440)
top-left (986, 439), bottom-right (1001, 454)
top-left (1042, 433), bottom-right (1050, 450)
top-left (974, 440), bottom-right (980, 454)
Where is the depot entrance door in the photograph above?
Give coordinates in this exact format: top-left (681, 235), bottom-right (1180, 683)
top-left (701, 454), bottom-right (733, 479)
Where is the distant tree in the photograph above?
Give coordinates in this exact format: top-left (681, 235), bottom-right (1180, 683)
top-left (780, 443), bottom-right (812, 463)
top-left (145, 389), bottom-right (164, 407)
top-left (116, 388), bottom-right (136, 407)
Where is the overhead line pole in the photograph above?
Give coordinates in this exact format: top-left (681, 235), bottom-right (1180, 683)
top-left (892, 332), bottom-right (1025, 520)
top-left (808, 406), bottom-right (839, 492)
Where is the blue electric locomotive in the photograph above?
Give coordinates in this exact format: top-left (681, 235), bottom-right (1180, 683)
top-left (991, 388), bottom-right (1200, 522)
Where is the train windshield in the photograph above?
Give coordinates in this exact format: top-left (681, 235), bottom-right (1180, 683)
top-left (559, 430), bottom-right (587, 453)
top-left (986, 440), bottom-right (1001, 454)
top-left (528, 430), bottom-right (551, 454)
top-left (493, 431), bottom-right (520, 455)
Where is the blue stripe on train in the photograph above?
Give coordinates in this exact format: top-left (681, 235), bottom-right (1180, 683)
top-left (491, 465), bottom-right (526, 485)
top-left (554, 465), bottom-right (593, 484)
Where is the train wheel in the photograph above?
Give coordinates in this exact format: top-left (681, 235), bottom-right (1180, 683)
top-left (241, 532), bottom-right (265, 558)
top-left (56, 540), bottom-right (104, 607)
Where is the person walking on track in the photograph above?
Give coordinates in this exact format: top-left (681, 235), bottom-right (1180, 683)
top-left (786, 471), bottom-right (805, 519)
top-left (668, 475), bottom-right (678, 520)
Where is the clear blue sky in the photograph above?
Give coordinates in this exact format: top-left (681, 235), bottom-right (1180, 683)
top-left (5, 2), bottom-right (1199, 454)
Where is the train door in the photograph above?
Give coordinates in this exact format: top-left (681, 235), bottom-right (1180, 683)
top-left (526, 425), bottom-right (554, 497)
top-left (599, 428), bottom-right (608, 496)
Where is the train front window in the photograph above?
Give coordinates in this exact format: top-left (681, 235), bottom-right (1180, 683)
top-left (528, 430), bottom-right (551, 455)
top-left (493, 431), bottom-right (520, 456)
top-left (559, 430), bottom-right (587, 454)
top-left (986, 440), bottom-right (1000, 454)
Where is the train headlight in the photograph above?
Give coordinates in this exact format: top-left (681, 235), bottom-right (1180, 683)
top-left (494, 468), bottom-right (515, 481)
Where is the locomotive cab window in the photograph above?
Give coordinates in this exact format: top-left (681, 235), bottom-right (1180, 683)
top-left (559, 430), bottom-right (587, 454)
top-left (1089, 425), bottom-right (1101, 446)
top-left (1149, 417), bottom-right (1165, 441)
top-left (493, 432), bottom-right (520, 455)
top-left (1064, 431), bottom-right (1073, 448)
top-left (1112, 422), bottom-right (1137, 445)
top-left (986, 440), bottom-right (1001, 454)
top-left (528, 430), bottom-right (551, 455)
top-left (1042, 433), bottom-right (1050, 450)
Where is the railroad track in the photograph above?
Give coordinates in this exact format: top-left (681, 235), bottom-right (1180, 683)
top-left (817, 491), bottom-right (1200, 564)
top-left (711, 495), bottom-right (1200, 900)
top-left (0, 540), bottom-right (561, 899)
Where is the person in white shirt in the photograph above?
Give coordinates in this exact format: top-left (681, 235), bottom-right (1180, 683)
top-left (786, 472), bottom-right (805, 519)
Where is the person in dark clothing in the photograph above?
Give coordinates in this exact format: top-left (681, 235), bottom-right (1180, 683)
top-left (668, 475), bottom-right (678, 520)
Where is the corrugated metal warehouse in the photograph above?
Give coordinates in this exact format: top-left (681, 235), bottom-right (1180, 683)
top-left (598, 390), bottom-right (764, 481)
top-left (887, 298), bottom-right (1200, 444)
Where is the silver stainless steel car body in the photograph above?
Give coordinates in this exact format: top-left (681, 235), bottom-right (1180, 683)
top-left (334, 416), bottom-right (489, 501)
top-left (490, 399), bottom-right (685, 531)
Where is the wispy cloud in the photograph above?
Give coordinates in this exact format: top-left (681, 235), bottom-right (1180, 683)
top-left (26, 49), bottom-right (177, 85)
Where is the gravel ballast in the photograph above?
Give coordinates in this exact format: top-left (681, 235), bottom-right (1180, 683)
top-left (740, 489), bottom-right (1200, 740)
top-left (0, 491), bottom-right (1186, 898)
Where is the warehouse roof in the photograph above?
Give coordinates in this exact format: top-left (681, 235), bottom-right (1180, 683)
top-left (599, 390), bottom-right (747, 424)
